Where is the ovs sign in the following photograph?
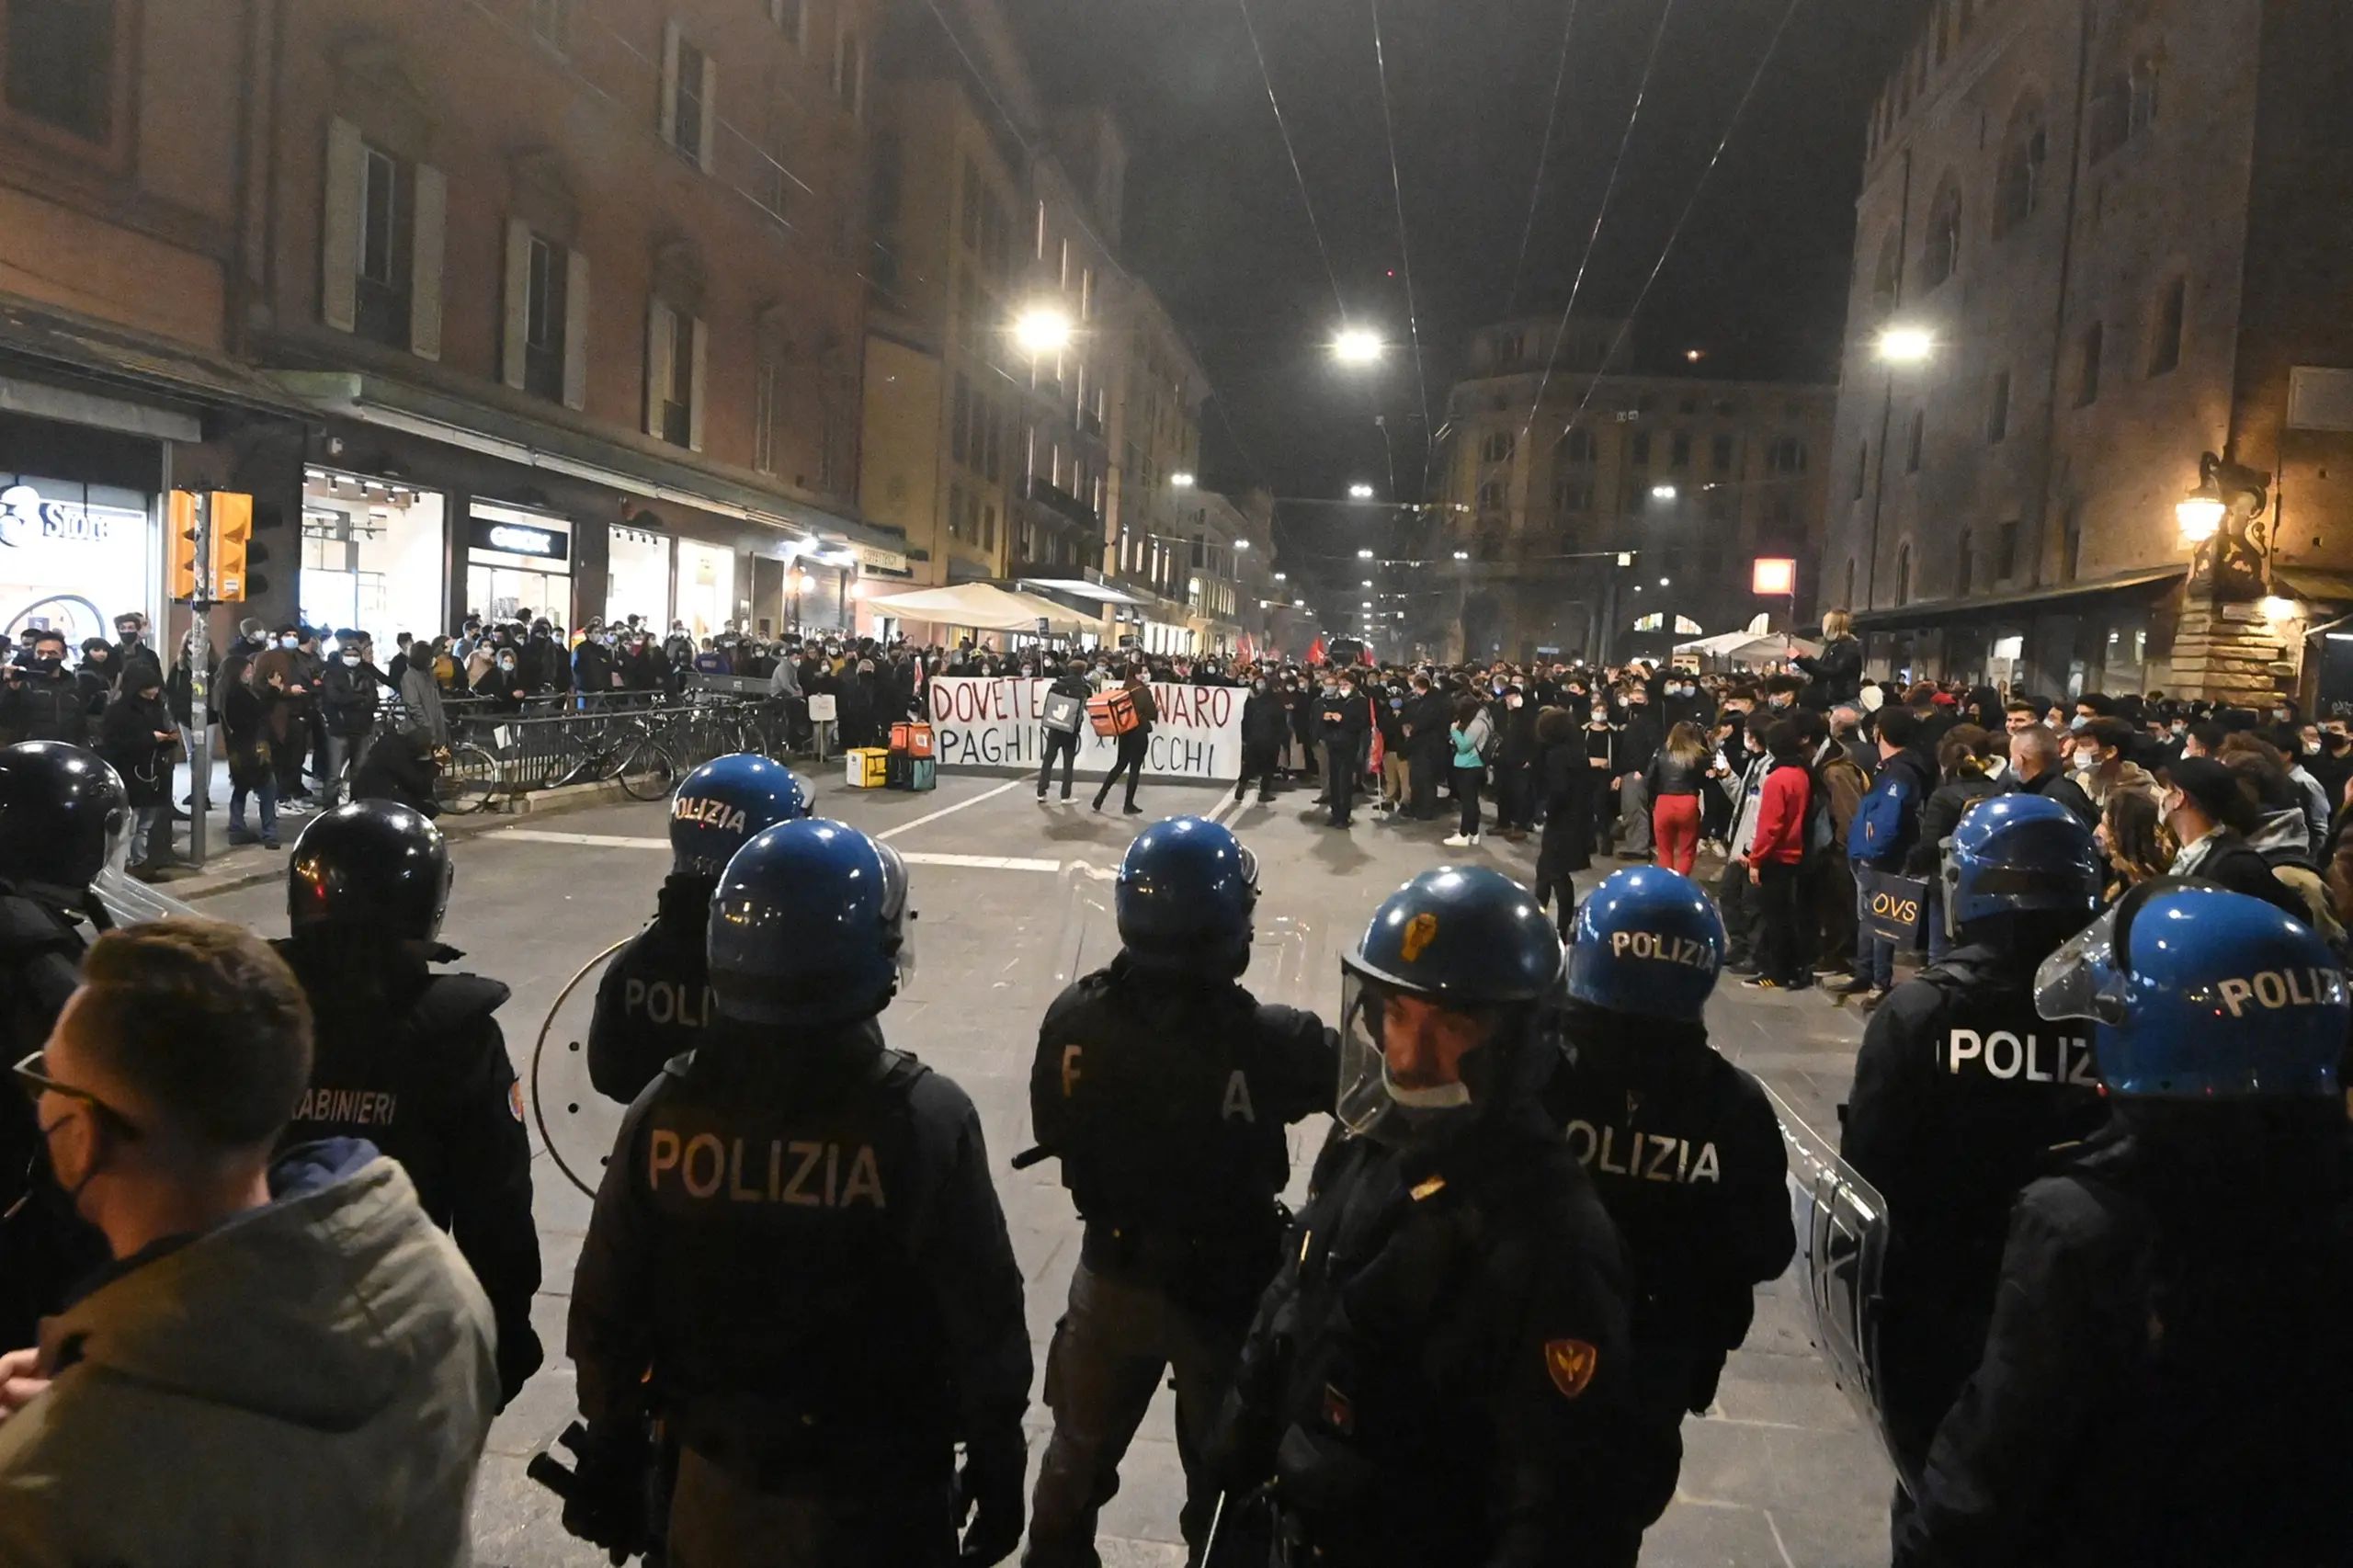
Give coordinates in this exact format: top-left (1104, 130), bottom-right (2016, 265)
top-left (926, 676), bottom-right (1244, 782)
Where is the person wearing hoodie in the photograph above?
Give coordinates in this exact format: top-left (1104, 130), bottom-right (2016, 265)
top-left (1236, 669), bottom-right (1289, 805)
top-left (96, 669), bottom-right (179, 878)
top-left (0, 918), bottom-right (498, 1565)
top-left (1843, 707), bottom-right (1937, 1006)
top-left (588, 756), bottom-right (810, 1107)
top-left (2220, 748), bottom-right (2347, 947)
top-left (2066, 717), bottom-right (2162, 814)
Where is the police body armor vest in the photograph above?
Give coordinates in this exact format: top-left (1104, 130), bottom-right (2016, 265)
top-left (636, 1047), bottom-right (954, 1480)
top-left (1902, 950), bottom-right (2107, 1267)
top-left (277, 943), bottom-right (511, 1226)
top-left (1048, 971), bottom-right (1290, 1298)
top-left (0, 888), bottom-right (108, 1351)
top-left (588, 894), bottom-right (716, 1104)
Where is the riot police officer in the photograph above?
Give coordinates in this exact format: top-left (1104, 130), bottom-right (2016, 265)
top-left (1215, 866), bottom-right (1674, 1568)
top-left (1544, 866), bottom-right (1794, 1499)
top-left (587, 752), bottom-right (810, 1105)
top-left (0, 741), bottom-right (125, 1348)
top-left (272, 800), bottom-right (543, 1404)
top-left (565, 819), bottom-right (1031, 1566)
top-left (1899, 881), bottom-right (2353, 1565)
top-left (1025, 816), bottom-right (1337, 1566)
top-left (1841, 793), bottom-right (2107, 1495)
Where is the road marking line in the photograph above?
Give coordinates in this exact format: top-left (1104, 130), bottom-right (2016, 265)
top-left (874, 777), bottom-right (1029, 840)
top-left (486, 828), bottom-right (1059, 872)
top-left (1210, 790), bottom-right (1245, 825)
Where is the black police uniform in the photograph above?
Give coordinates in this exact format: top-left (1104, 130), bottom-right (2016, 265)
top-left (273, 936), bottom-right (544, 1403)
top-left (0, 881), bottom-right (108, 1350)
top-left (1026, 954), bottom-right (1337, 1562)
top-left (1219, 1106), bottom-right (1675, 1568)
top-left (1896, 1115), bottom-right (2353, 1567)
top-left (587, 874), bottom-right (717, 1106)
top-left (569, 1020), bottom-right (1031, 1566)
top-left (1544, 1006), bottom-right (1794, 1453)
top-left (1842, 941), bottom-right (2109, 1482)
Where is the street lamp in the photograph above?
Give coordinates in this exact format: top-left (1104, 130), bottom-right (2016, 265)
top-left (1233, 538), bottom-right (1248, 550)
top-left (1876, 326), bottom-right (1935, 363)
top-left (1170, 472), bottom-right (1196, 489)
top-left (1452, 550), bottom-right (1470, 561)
top-left (1347, 483), bottom-right (1376, 501)
top-left (1274, 572), bottom-right (1286, 582)
top-left (1333, 327), bottom-right (1383, 366)
top-left (1357, 548), bottom-right (1374, 559)
top-left (1650, 484), bottom-right (1677, 501)
top-left (1013, 307), bottom-right (1074, 356)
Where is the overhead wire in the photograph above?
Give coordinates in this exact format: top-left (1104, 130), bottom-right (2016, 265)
top-left (1503, 0), bottom-right (1585, 317)
top-left (1369, 0), bottom-right (1435, 498)
top-left (1514, 0), bottom-right (1682, 447)
top-left (1235, 0), bottom-right (1351, 327)
top-left (1548, 0), bottom-right (1813, 448)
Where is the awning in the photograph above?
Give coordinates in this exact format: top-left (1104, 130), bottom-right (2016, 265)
top-left (1676, 631), bottom-right (1821, 663)
top-left (0, 298), bottom-right (316, 423)
top-left (2272, 567), bottom-right (2353, 605)
top-left (1017, 575), bottom-right (1145, 606)
top-left (1853, 566), bottom-right (2185, 631)
top-left (865, 582), bottom-right (1087, 633)
top-left (270, 369), bottom-right (908, 562)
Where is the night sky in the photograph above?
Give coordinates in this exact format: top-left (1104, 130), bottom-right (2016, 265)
top-left (1001, 0), bottom-right (1930, 575)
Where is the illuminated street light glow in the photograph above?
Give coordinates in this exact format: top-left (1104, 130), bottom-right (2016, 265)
top-left (1347, 483), bottom-right (1376, 501)
top-left (1452, 550), bottom-right (1470, 561)
top-left (1876, 326), bottom-right (1934, 364)
top-left (1233, 538), bottom-right (1248, 550)
top-left (1013, 307), bottom-right (1074, 356)
top-left (1651, 484), bottom-right (1678, 501)
top-left (1357, 548), bottom-right (1374, 559)
top-left (1274, 573), bottom-right (1287, 582)
top-left (1170, 472), bottom-right (1196, 488)
top-left (1333, 327), bottom-right (1384, 365)
top-left (1659, 577), bottom-right (1671, 586)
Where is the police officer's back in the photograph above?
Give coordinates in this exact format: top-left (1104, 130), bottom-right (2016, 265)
top-left (271, 800), bottom-right (544, 1404)
top-left (1898, 882), bottom-right (2353, 1566)
top-left (566, 820), bottom-right (1031, 1567)
top-left (0, 742), bottom-right (125, 1348)
top-left (1026, 817), bottom-right (1336, 1564)
top-left (1545, 868), bottom-right (1793, 1454)
top-left (1216, 867), bottom-right (1675, 1568)
top-left (586, 753), bottom-right (809, 1105)
top-left (1843, 795), bottom-right (2109, 1481)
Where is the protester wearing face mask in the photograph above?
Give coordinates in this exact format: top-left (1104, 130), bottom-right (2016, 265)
top-left (1237, 669), bottom-right (1289, 806)
top-left (320, 633), bottom-right (395, 806)
top-left (2066, 717), bottom-right (2161, 812)
top-left (2156, 756), bottom-right (2308, 923)
top-left (472, 645), bottom-right (529, 710)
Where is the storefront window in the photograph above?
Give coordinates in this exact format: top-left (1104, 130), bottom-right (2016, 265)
top-left (301, 469), bottom-right (446, 642)
top-left (0, 476), bottom-right (152, 647)
top-left (606, 525), bottom-right (671, 628)
top-left (675, 538), bottom-right (734, 640)
top-left (464, 503), bottom-right (574, 629)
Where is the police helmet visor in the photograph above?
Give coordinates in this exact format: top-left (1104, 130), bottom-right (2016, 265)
top-left (876, 840), bottom-right (917, 991)
top-left (2032, 903), bottom-right (2127, 1026)
top-left (1335, 970), bottom-right (1500, 1148)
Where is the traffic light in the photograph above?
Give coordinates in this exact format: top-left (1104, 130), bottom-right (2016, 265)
top-left (167, 490), bottom-right (200, 601)
top-left (209, 491), bottom-right (256, 602)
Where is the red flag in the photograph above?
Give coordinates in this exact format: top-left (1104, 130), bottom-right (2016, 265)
top-left (1306, 636), bottom-right (1326, 666)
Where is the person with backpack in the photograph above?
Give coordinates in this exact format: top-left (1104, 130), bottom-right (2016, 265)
top-left (1842, 707), bottom-right (1937, 1008)
top-left (1443, 694), bottom-right (1496, 849)
top-left (1741, 721), bottom-right (1816, 990)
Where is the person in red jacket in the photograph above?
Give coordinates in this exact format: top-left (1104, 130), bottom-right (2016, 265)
top-left (1743, 720), bottom-right (1815, 990)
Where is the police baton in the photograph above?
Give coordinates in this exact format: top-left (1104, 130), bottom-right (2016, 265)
top-left (1009, 1143), bottom-right (1056, 1171)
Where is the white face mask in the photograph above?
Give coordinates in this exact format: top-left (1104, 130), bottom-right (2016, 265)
top-left (1383, 1060), bottom-right (1472, 1110)
top-left (2073, 748), bottom-right (2099, 771)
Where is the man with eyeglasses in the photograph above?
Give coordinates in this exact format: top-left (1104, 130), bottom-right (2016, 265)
top-left (0, 917), bottom-right (498, 1564)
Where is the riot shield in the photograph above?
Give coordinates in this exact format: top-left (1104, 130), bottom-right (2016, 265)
top-left (91, 866), bottom-right (205, 927)
top-left (530, 937), bottom-right (634, 1199)
top-left (1767, 1082), bottom-right (1908, 1490)
top-left (1045, 859), bottom-right (1321, 1012)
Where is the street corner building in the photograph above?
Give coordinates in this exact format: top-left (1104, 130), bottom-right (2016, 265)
top-left (1816, 0), bottom-right (2353, 708)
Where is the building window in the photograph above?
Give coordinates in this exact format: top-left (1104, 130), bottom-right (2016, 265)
top-left (3, 0), bottom-right (119, 147)
top-left (1552, 466), bottom-right (1595, 515)
top-left (2149, 278), bottom-right (2186, 377)
top-left (1955, 528), bottom-right (1973, 597)
top-left (2129, 51), bottom-right (2162, 135)
top-left (1669, 432), bottom-right (1691, 469)
top-left (1479, 429), bottom-right (1514, 463)
top-left (2075, 322), bottom-right (2104, 406)
top-left (1895, 541), bottom-right (1911, 606)
top-left (529, 0), bottom-right (571, 52)
top-left (1996, 519), bottom-right (2019, 581)
top-left (1922, 180), bottom-right (1961, 288)
top-left (1711, 434), bottom-right (1734, 476)
top-left (1994, 101), bottom-right (2048, 238)
top-left (521, 233), bottom-right (567, 402)
top-left (663, 25), bottom-right (716, 172)
top-left (1495, 330), bottom-right (1525, 367)
top-left (753, 357), bottom-right (780, 474)
top-left (1767, 437), bottom-right (1809, 475)
top-left (1986, 369), bottom-right (2011, 443)
top-left (355, 145), bottom-right (414, 347)
top-left (1905, 410), bottom-right (1925, 473)
top-left (1631, 431), bottom-right (1652, 467)
top-left (646, 298), bottom-right (701, 449)
top-left (1476, 479), bottom-right (1506, 513)
top-left (1872, 226), bottom-right (1902, 311)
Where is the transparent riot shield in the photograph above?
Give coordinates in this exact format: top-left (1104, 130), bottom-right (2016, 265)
top-left (91, 866), bottom-right (205, 927)
top-left (1768, 1082), bottom-right (1908, 1491)
top-left (1245, 914), bottom-right (1320, 1013)
top-left (530, 937), bottom-right (633, 1199)
top-left (1044, 860), bottom-right (1322, 1013)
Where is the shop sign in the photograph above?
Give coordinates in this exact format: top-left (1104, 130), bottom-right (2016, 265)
top-left (0, 485), bottom-right (134, 548)
top-left (853, 541), bottom-right (909, 574)
top-left (0, 483), bottom-right (153, 649)
top-left (467, 516), bottom-right (570, 562)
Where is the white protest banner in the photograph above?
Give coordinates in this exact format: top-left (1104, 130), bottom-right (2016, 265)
top-left (926, 676), bottom-right (1244, 782)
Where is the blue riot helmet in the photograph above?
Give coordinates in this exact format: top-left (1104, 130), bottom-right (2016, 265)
top-left (1337, 866), bottom-right (1564, 1147)
top-left (2035, 878), bottom-right (2347, 1097)
top-left (707, 819), bottom-right (915, 1028)
top-left (668, 753), bottom-right (812, 880)
top-left (1114, 816), bottom-right (1257, 977)
top-left (1565, 866), bottom-right (1725, 1022)
top-left (1941, 792), bottom-right (2103, 938)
